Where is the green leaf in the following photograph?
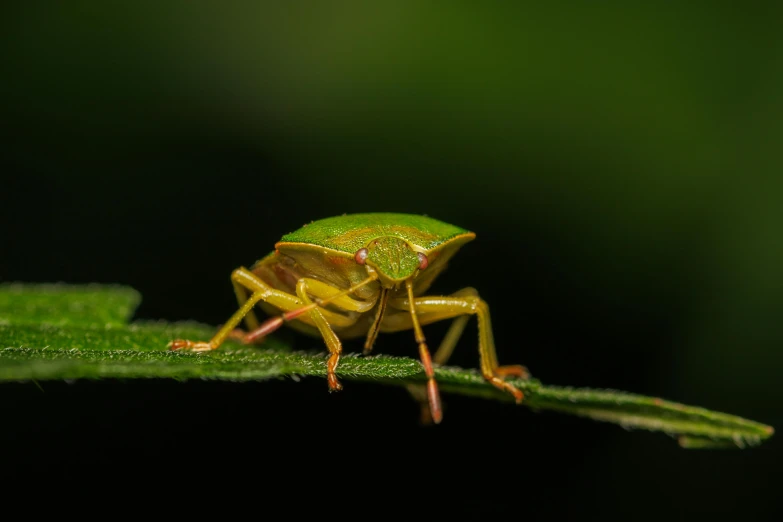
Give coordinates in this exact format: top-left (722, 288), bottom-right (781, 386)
top-left (0, 282), bottom-right (140, 327)
top-left (0, 283), bottom-right (774, 448)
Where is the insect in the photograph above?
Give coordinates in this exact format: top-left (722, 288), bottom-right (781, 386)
top-left (169, 213), bottom-right (528, 423)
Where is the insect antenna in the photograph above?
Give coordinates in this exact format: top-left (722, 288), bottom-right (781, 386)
top-left (363, 287), bottom-right (389, 355)
top-left (245, 274), bottom-right (379, 342)
top-left (405, 279), bottom-right (442, 424)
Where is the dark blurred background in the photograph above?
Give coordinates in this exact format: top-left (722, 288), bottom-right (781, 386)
top-left (2, 2), bottom-right (781, 519)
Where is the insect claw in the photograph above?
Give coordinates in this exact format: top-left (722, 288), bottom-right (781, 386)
top-left (327, 373), bottom-right (343, 391)
top-left (504, 384), bottom-right (525, 403)
top-left (168, 339), bottom-right (190, 351)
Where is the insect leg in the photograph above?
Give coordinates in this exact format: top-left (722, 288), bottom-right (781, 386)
top-left (283, 276), bottom-right (377, 390)
top-left (239, 272), bottom-right (375, 391)
top-left (168, 289), bottom-right (267, 352)
top-left (363, 287), bottom-right (389, 355)
top-left (217, 277), bottom-right (261, 343)
top-left (241, 274), bottom-right (376, 342)
top-left (382, 288), bottom-right (486, 364)
top-left (293, 278), bottom-right (378, 313)
top-left (382, 288), bottom-right (475, 423)
top-left (428, 288), bottom-right (477, 365)
top-left (423, 288), bottom-right (525, 375)
top-left (232, 277), bottom-right (259, 331)
top-left (388, 290), bottom-right (528, 403)
top-left (169, 267), bottom-right (356, 351)
top-left (242, 275), bottom-right (373, 390)
top-left (294, 279), bottom-right (345, 391)
top-left (236, 276), bottom-right (375, 345)
top-left (404, 279), bottom-right (442, 424)
top-left (278, 278), bottom-right (387, 356)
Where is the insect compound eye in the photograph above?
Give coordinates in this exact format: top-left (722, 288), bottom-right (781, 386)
top-left (354, 248), bottom-right (369, 265)
top-left (417, 252), bottom-right (429, 270)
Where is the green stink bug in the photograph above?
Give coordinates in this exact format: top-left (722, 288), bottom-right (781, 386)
top-left (169, 213), bottom-right (528, 423)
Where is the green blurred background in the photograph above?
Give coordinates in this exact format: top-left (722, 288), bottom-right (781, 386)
top-left (2, 2), bottom-right (781, 519)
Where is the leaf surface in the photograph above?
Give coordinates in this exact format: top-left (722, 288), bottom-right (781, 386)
top-left (0, 283), bottom-right (773, 448)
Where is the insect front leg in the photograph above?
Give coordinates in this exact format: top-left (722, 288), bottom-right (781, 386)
top-left (387, 289), bottom-right (528, 403)
top-left (294, 277), bottom-right (379, 390)
top-left (382, 289), bottom-right (474, 423)
top-left (227, 271), bottom-right (375, 342)
top-left (169, 268), bottom-right (356, 352)
top-left (295, 280), bottom-right (342, 391)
